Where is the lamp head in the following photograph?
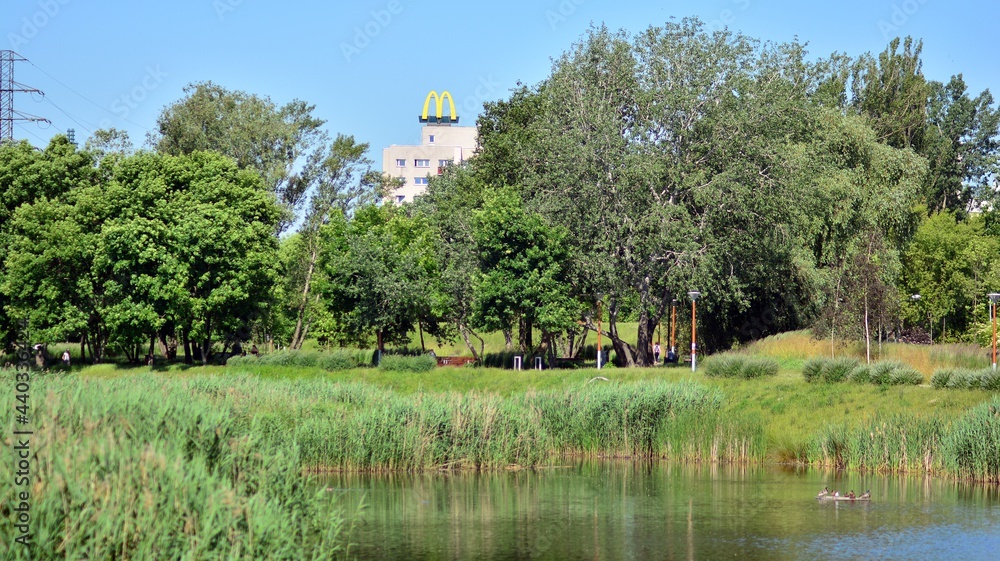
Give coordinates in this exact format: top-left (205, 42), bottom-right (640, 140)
top-left (688, 291), bottom-right (701, 302)
top-left (911, 294), bottom-right (921, 301)
top-left (989, 293), bottom-right (1000, 304)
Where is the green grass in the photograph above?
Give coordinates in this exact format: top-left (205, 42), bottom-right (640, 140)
top-left (0, 371), bottom-right (350, 560)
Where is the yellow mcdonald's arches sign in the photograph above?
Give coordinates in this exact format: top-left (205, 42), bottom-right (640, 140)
top-left (420, 90), bottom-right (459, 123)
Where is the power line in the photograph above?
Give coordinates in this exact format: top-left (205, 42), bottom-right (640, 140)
top-left (28, 60), bottom-right (153, 132)
top-left (39, 94), bottom-right (94, 137)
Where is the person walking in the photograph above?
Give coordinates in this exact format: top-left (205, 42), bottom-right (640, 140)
top-left (653, 341), bottom-right (662, 364)
top-left (61, 350), bottom-right (71, 368)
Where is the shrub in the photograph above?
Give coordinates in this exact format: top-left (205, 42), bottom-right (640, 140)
top-left (378, 354), bottom-right (437, 372)
top-left (802, 358), bottom-right (824, 383)
top-left (848, 364), bottom-right (872, 384)
top-left (317, 351), bottom-right (358, 371)
top-left (890, 366), bottom-right (924, 386)
top-left (823, 357), bottom-right (858, 383)
top-left (871, 361), bottom-right (903, 385)
top-left (704, 354), bottom-right (778, 379)
top-left (931, 369), bottom-right (955, 389)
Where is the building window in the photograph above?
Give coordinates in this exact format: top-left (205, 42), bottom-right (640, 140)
top-left (429, 135), bottom-right (435, 143)
top-left (414, 177), bottom-right (429, 185)
top-left (415, 159), bottom-right (430, 168)
top-left (395, 195), bottom-right (406, 203)
top-left (438, 159), bottom-right (452, 168)
top-left (395, 159), bottom-right (406, 167)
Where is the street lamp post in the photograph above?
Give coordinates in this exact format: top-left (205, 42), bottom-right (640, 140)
top-left (989, 293), bottom-right (1000, 371)
top-left (596, 298), bottom-right (603, 370)
top-left (670, 299), bottom-right (678, 361)
top-left (688, 291), bottom-right (701, 372)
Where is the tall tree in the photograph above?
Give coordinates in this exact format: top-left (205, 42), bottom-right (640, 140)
top-left (922, 75), bottom-right (1000, 213)
top-left (851, 36), bottom-right (930, 151)
top-left (318, 205), bottom-right (441, 348)
top-left (0, 137), bottom-right (95, 353)
top-left (471, 188), bottom-right (578, 356)
top-left (151, 81), bottom-right (325, 231)
top-left (287, 135), bottom-right (382, 349)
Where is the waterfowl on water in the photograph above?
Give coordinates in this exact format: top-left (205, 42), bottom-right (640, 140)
top-left (817, 487), bottom-right (830, 498)
top-left (833, 491), bottom-right (840, 498)
top-left (860, 490), bottom-right (871, 500)
top-left (848, 490), bottom-right (856, 500)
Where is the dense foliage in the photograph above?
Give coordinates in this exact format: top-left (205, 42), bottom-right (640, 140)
top-left (3, 20), bottom-right (1000, 365)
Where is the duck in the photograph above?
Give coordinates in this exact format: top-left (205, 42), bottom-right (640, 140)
top-left (848, 490), bottom-right (856, 500)
top-left (860, 490), bottom-right (871, 500)
top-left (817, 486), bottom-right (830, 498)
top-left (832, 490), bottom-right (840, 498)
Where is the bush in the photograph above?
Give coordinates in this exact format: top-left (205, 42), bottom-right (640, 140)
top-left (931, 369), bottom-right (956, 389)
top-left (704, 354), bottom-right (778, 379)
top-left (802, 358), bottom-right (824, 383)
top-left (317, 351), bottom-right (358, 371)
top-left (824, 357), bottom-right (859, 383)
top-left (890, 366), bottom-right (924, 386)
top-left (848, 364), bottom-right (872, 384)
top-left (378, 354), bottom-right (437, 372)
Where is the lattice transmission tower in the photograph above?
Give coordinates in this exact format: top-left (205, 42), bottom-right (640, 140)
top-left (1, 50), bottom-right (49, 142)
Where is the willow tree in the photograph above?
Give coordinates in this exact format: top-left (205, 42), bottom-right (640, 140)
top-left (514, 21), bottom-right (820, 365)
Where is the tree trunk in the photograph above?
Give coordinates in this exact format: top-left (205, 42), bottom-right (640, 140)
top-left (183, 331), bottom-right (193, 364)
top-left (608, 299), bottom-right (637, 366)
top-left (634, 308), bottom-right (657, 367)
top-left (458, 324), bottom-right (483, 362)
top-left (290, 246), bottom-right (319, 350)
top-left (503, 329), bottom-right (513, 350)
top-left (80, 336), bottom-right (87, 365)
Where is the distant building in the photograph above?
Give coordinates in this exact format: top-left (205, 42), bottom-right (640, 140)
top-left (382, 90), bottom-right (477, 204)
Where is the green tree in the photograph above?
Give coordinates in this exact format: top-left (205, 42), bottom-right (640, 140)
top-left (900, 212), bottom-right (1000, 341)
top-left (286, 134), bottom-right (383, 349)
top-left (851, 36), bottom-right (930, 151)
top-left (471, 188), bottom-right (578, 357)
top-left (4, 151), bottom-right (282, 364)
top-left (151, 81), bottom-right (325, 231)
top-left (0, 137), bottom-right (95, 354)
top-left (922, 75), bottom-right (1000, 213)
top-left (318, 205), bottom-right (441, 349)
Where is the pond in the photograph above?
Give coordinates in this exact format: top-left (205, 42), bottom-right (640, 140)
top-left (324, 462), bottom-right (1000, 560)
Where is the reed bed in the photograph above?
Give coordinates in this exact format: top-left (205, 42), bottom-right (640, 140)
top-left (943, 397), bottom-right (1000, 484)
top-left (810, 413), bottom-right (945, 474)
top-left (0, 373), bottom-right (347, 560)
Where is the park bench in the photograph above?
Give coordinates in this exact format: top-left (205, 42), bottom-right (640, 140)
top-left (436, 356), bottom-right (477, 367)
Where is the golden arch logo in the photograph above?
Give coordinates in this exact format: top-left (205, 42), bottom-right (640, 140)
top-left (420, 90), bottom-right (458, 123)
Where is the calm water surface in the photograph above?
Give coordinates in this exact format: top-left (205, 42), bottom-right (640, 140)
top-left (325, 462), bottom-right (1000, 560)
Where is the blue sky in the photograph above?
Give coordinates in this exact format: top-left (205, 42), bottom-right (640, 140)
top-left (3, 0), bottom-right (998, 170)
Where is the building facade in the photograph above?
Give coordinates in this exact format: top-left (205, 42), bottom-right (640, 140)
top-left (382, 91), bottom-right (478, 204)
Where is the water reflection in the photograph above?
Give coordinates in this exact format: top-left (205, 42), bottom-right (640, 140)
top-left (324, 462), bottom-right (1000, 560)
